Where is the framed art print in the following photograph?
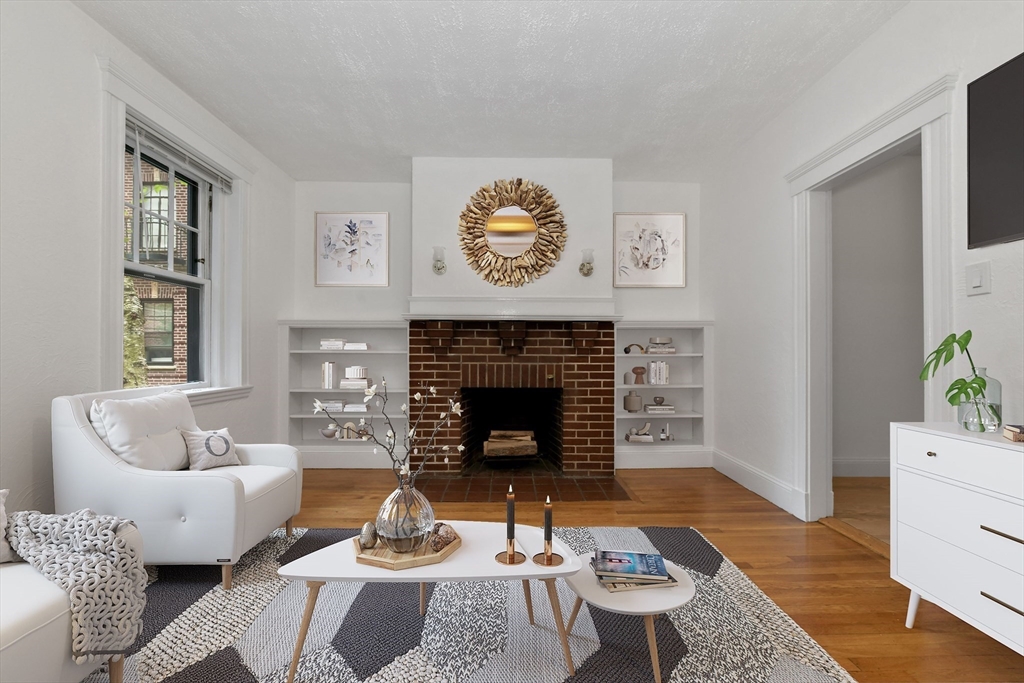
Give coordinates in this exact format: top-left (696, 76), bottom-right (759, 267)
top-left (315, 212), bottom-right (389, 286)
top-left (613, 213), bottom-right (685, 288)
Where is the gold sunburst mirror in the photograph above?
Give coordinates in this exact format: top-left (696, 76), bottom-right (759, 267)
top-left (458, 178), bottom-right (567, 287)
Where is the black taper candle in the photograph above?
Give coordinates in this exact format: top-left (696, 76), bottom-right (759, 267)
top-left (506, 485), bottom-right (515, 541)
top-left (544, 495), bottom-right (552, 542)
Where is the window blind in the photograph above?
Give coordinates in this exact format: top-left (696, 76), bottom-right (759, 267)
top-left (126, 113), bottom-right (233, 194)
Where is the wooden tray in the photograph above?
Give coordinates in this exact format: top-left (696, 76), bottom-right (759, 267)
top-left (353, 529), bottom-right (462, 570)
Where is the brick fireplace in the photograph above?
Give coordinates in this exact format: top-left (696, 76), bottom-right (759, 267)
top-left (408, 320), bottom-right (615, 477)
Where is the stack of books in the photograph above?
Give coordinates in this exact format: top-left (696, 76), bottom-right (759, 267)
top-left (337, 377), bottom-right (370, 390)
top-left (318, 401), bottom-right (346, 414)
top-left (320, 338), bottom-right (346, 350)
top-left (645, 403), bottom-right (676, 415)
top-left (647, 361), bottom-right (670, 385)
top-left (344, 342), bottom-right (369, 350)
top-left (591, 550), bottom-right (678, 592)
top-left (1004, 424), bottom-right (1024, 442)
top-left (343, 403), bottom-right (368, 413)
top-left (646, 345), bottom-right (676, 355)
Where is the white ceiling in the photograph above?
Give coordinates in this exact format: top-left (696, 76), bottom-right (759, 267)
top-left (75, 0), bottom-right (907, 182)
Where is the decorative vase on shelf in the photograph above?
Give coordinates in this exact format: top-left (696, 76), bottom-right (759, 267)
top-left (623, 390), bottom-right (642, 413)
top-left (375, 481), bottom-right (435, 553)
top-left (956, 368), bottom-right (1002, 429)
top-left (961, 397), bottom-right (1000, 433)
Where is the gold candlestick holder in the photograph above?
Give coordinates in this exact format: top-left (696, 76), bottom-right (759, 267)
top-left (532, 539), bottom-right (564, 566)
top-left (495, 538), bottom-right (526, 565)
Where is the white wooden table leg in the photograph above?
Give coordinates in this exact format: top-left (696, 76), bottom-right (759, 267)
top-left (644, 614), bottom-right (662, 683)
top-left (286, 581), bottom-right (324, 683)
top-left (543, 578), bottom-right (575, 676)
top-left (905, 590), bottom-right (921, 629)
top-left (522, 580), bottom-right (535, 625)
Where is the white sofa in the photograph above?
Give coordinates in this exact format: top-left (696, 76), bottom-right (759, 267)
top-left (0, 524), bottom-right (141, 683)
top-left (51, 387), bottom-right (302, 588)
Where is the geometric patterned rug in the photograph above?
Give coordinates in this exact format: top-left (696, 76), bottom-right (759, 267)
top-left (86, 526), bottom-right (856, 683)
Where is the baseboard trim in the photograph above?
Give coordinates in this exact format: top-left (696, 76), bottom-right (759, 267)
top-left (819, 517), bottom-right (890, 559)
top-left (712, 448), bottom-right (807, 520)
top-left (832, 458), bottom-right (890, 477)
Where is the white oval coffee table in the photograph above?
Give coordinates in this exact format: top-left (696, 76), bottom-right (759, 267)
top-left (564, 552), bottom-right (696, 683)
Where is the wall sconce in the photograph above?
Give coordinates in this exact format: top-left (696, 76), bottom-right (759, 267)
top-left (432, 246), bottom-right (447, 275)
top-left (579, 248), bottom-right (594, 277)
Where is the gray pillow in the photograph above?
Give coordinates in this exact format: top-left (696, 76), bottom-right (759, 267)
top-left (182, 428), bottom-right (241, 471)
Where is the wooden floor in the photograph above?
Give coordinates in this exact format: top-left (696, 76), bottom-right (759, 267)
top-left (295, 468), bottom-right (1024, 683)
top-left (833, 477), bottom-right (891, 544)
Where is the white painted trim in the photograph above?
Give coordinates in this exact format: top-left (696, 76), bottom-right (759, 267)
top-left (832, 458), bottom-right (890, 477)
top-left (407, 296), bottom-right (618, 319)
top-left (97, 57), bottom-right (257, 183)
top-left (615, 449), bottom-right (713, 469)
top-left (792, 78), bottom-right (955, 521)
top-left (712, 449), bottom-right (806, 519)
top-left (183, 385), bottom-right (253, 406)
top-left (786, 75), bottom-right (957, 193)
top-left (100, 93), bottom-right (127, 391)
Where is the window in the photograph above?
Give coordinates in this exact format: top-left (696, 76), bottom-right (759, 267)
top-left (123, 125), bottom-right (210, 389)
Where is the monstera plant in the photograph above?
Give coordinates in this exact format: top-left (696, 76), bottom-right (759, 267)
top-left (920, 330), bottom-right (1000, 426)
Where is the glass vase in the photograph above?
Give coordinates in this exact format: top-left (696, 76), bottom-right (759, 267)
top-left (375, 481), bottom-right (435, 553)
top-left (961, 398), bottom-right (1000, 433)
top-left (956, 368), bottom-right (1002, 429)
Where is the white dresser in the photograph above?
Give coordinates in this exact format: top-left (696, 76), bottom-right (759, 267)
top-left (891, 422), bottom-right (1023, 654)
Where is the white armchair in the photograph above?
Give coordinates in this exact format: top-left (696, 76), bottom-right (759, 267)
top-left (51, 387), bottom-right (302, 589)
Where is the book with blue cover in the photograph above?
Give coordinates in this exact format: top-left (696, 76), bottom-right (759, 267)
top-left (591, 550), bottom-right (670, 581)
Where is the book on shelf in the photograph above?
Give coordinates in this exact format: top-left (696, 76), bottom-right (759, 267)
top-left (337, 378), bottom-right (369, 388)
top-left (646, 347), bottom-right (676, 355)
top-left (599, 574), bottom-right (680, 592)
top-left (625, 434), bottom-right (654, 442)
top-left (343, 342), bottom-right (369, 350)
top-left (1003, 425), bottom-right (1024, 442)
top-left (319, 338), bottom-right (347, 349)
top-left (647, 360), bottom-right (669, 385)
top-left (319, 402), bottom-right (346, 412)
top-left (644, 405), bottom-right (676, 414)
top-left (591, 550), bottom-right (670, 581)
top-left (343, 404), bottom-right (368, 412)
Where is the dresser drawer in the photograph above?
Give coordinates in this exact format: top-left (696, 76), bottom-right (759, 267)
top-left (896, 428), bottom-right (1024, 499)
top-left (898, 523), bottom-right (1024, 651)
top-left (897, 469), bottom-right (1024, 575)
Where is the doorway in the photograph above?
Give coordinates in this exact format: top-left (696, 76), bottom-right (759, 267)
top-left (825, 146), bottom-right (924, 551)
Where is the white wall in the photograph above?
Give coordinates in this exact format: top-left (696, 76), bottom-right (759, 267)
top-left (832, 154), bottom-right (923, 477)
top-left (0, 0), bottom-right (295, 512)
top-left (292, 183), bottom-right (411, 320)
top-left (613, 182), bottom-right (703, 321)
top-left (704, 0), bottom-right (1023, 517)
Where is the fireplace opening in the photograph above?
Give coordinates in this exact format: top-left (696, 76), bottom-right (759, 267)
top-left (460, 387), bottom-right (563, 473)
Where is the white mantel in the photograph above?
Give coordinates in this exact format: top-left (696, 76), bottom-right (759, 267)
top-left (409, 157), bottom-right (616, 319)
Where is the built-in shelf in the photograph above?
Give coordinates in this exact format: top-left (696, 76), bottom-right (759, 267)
top-left (290, 349), bottom-right (407, 355)
top-left (289, 413), bottom-right (408, 420)
top-left (289, 387), bottom-right (409, 394)
top-left (616, 411), bottom-right (703, 419)
top-left (614, 322), bottom-right (713, 468)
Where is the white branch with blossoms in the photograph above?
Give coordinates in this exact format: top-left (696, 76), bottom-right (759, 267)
top-left (314, 378), bottom-right (464, 486)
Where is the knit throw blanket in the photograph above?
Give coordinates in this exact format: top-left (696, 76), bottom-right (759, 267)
top-left (7, 509), bottom-right (147, 663)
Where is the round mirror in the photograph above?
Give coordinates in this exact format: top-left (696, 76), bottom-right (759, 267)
top-left (458, 178), bottom-right (567, 288)
top-left (485, 206), bottom-right (538, 257)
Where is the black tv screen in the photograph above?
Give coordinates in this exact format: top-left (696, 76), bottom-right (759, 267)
top-left (968, 53), bottom-right (1024, 249)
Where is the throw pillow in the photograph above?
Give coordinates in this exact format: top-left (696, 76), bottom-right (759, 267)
top-left (1, 489), bottom-right (17, 563)
top-left (182, 428), bottom-right (241, 471)
top-left (90, 390), bottom-right (197, 470)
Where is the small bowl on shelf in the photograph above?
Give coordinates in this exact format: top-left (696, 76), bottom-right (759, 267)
top-left (319, 424), bottom-right (339, 439)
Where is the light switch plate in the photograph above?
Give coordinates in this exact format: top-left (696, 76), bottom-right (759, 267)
top-left (965, 261), bottom-right (991, 296)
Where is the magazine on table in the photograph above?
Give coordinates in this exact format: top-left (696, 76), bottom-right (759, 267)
top-left (591, 550), bottom-right (670, 581)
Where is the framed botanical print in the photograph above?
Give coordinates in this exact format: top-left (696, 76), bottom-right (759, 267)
top-left (613, 213), bottom-right (685, 288)
top-left (315, 212), bottom-right (389, 287)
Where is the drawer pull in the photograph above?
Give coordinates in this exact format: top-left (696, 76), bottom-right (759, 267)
top-left (980, 525), bottom-right (1024, 545)
top-left (980, 591), bottom-right (1024, 617)
top-left (926, 451), bottom-right (937, 457)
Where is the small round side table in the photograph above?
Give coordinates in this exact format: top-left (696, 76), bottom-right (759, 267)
top-left (564, 552), bottom-right (696, 683)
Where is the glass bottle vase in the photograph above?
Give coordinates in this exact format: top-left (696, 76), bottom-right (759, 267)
top-left (961, 398), bottom-right (1000, 433)
top-left (375, 482), bottom-right (435, 553)
top-left (956, 367), bottom-right (1002, 429)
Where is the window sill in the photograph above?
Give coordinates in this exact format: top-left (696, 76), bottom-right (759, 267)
top-left (182, 385), bottom-right (253, 406)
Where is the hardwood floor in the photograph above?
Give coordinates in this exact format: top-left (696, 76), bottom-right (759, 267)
top-left (294, 468), bottom-right (1024, 683)
top-left (833, 477), bottom-right (891, 543)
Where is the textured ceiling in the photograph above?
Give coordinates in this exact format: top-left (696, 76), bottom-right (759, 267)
top-left (75, 0), bottom-right (907, 181)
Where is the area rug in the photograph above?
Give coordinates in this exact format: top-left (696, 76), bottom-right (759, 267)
top-left (86, 526), bottom-right (855, 683)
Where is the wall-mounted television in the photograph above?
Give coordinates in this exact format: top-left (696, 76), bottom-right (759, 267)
top-left (968, 53), bottom-right (1023, 249)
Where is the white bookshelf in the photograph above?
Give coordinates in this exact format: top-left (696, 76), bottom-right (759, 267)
top-left (614, 321), bottom-right (714, 468)
top-left (278, 321), bottom-right (409, 468)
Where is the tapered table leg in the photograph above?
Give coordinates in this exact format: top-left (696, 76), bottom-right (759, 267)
top-left (542, 578), bottom-right (575, 676)
top-left (644, 614), bottom-right (661, 683)
top-left (905, 590), bottom-right (921, 629)
top-left (286, 581), bottom-right (324, 683)
top-left (522, 580), bottom-right (535, 625)
top-left (565, 596), bottom-right (584, 635)
top-left (420, 582), bottom-right (427, 616)
top-left (108, 655), bottom-right (123, 683)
